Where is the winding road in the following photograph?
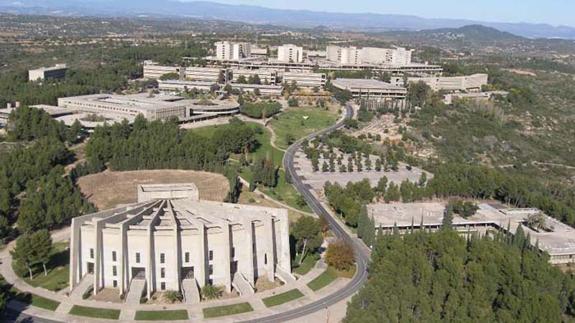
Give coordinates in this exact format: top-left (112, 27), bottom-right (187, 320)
top-left (241, 103), bottom-right (371, 323)
top-left (3, 104), bottom-right (370, 323)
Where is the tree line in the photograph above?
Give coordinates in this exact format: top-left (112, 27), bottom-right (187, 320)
top-left (345, 229), bottom-right (575, 322)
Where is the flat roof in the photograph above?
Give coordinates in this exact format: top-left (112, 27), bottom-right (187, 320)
top-left (331, 78), bottom-right (405, 91)
top-left (138, 183), bottom-right (198, 193)
top-left (368, 202), bottom-right (575, 256)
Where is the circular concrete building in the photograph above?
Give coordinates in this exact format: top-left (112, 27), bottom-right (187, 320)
top-left (69, 184), bottom-right (292, 302)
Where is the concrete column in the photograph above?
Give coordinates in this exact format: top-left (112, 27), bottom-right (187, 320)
top-left (119, 223), bottom-right (127, 297)
top-left (241, 219), bottom-right (255, 285)
top-left (173, 224), bottom-right (181, 292)
top-left (69, 218), bottom-right (81, 291)
top-left (276, 213), bottom-right (292, 273)
top-left (197, 224), bottom-right (206, 288)
top-left (93, 219), bottom-right (104, 295)
top-left (146, 227), bottom-right (154, 299)
top-left (222, 223), bottom-right (232, 293)
top-left (264, 217), bottom-right (275, 281)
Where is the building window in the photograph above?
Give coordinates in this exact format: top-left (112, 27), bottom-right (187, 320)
top-left (185, 252), bottom-right (190, 263)
top-left (208, 265), bottom-right (213, 275)
top-left (160, 268), bottom-right (165, 278)
top-left (161, 282), bottom-right (166, 291)
top-left (264, 254), bottom-right (267, 265)
top-left (90, 248), bottom-right (94, 259)
top-left (136, 252), bottom-right (141, 263)
top-left (112, 266), bottom-right (117, 276)
top-left (209, 250), bottom-right (213, 261)
top-left (112, 251), bottom-right (117, 262)
top-left (231, 247), bottom-right (235, 258)
top-left (113, 280), bottom-right (117, 288)
top-left (160, 253), bottom-right (165, 264)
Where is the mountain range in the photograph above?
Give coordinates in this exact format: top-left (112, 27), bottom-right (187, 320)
top-left (1, 0), bottom-right (575, 39)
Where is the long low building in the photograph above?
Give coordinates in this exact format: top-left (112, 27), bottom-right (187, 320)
top-left (159, 79), bottom-right (283, 97)
top-left (282, 71), bottom-right (326, 88)
top-left (69, 184), bottom-right (292, 300)
top-left (331, 78), bottom-right (407, 101)
top-left (56, 93), bottom-right (239, 127)
top-left (368, 202), bottom-right (575, 265)
top-left (28, 64), bottom-right (68, 82)
top-left (230, 68), bottom-right (277, 85)
top-left (407, 74), bottom-right (488, 92)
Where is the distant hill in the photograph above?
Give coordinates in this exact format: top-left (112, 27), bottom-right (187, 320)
top-left (1, 0), bottom-right (575, 39)
top-left (387, 25), bottom-right (526, 48)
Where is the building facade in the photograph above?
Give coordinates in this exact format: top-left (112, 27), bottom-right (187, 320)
top-left (277, 44), bottom-right (304, 63)
top-left (215, 41), bottom-right (252, 61)
top-left (28, 64), bottom-right (68, 81)
top-left (326, 46), bottom-right (413, 66)
top-left (331, 78), bottom-right (407, 101)
top-left (69, 184), bottom-right (292, 299)
top-left (368, 202), bottom-right (575, 265)
top-left (282, 71), bottom-right (326, 88)
top-left (407, 74), bottom-right (489, 92)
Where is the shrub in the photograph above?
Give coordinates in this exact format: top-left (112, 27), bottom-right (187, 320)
top-left (201, 284), bottom-right (223, 300)
top-left (325, 239), bottom-right (355, 271)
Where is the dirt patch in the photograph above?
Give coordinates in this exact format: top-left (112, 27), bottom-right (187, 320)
top-left (78, 169), bottom-right (229, 210)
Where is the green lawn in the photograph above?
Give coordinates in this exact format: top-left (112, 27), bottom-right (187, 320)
top-left (203, 302), bottom-right (254, 318)
top-left (69, 305), bottom-right (121, 320)
top-left (293, 253), bottom-right (320, 275)
top-left (262, 289), bottom-right (305, 307)
top-left (258, 169), bottom-right (312, 213)
top-left (307, 267), bottom-right (338, 291)
top-left (270, 107), bottom-right (338, 150)
top-left (12, 291), bottom-right (61, 311)
top-left (22, 241), bottom-right (69, 291)
top-left (135, 310), bottom-right (189, 321)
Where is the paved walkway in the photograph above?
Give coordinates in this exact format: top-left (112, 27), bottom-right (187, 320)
top-left (1, 227), bottom-right (349, 322)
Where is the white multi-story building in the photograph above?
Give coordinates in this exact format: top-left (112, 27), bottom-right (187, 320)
top-left (215, 41), bottom-right (252, 61)
top-left (282, 71), bottom-right (326, 88)
top-left (331, 78), bottom-right (407, 101)
top-left (277, 44), bottom-right (304, 63)
top-left (184, 67), bottom-right (226, 83)
top-left (28, 64), bottom-right (68, 81)
top-left (69, 184), bottom-right (292, 300)
top-left (326, 46), bottom-right (413, 66)
top-left (231, 68), bottom-right (277, 85)
top-left (407, 74), bottom-right (489, 92)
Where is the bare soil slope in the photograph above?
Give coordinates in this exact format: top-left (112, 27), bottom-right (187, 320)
top-left (78, 170), bottom-right (229, 210)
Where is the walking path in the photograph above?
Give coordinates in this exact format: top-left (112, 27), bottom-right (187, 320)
top-left (1, 227), bottom-right (347, 322)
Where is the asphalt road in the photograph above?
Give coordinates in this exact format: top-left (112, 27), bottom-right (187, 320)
top-left (4, 104), bottom-right (370, 323)
top-left (241, 103), bottom-right (371, 323)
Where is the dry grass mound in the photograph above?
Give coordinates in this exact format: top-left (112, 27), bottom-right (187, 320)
top-left (78, 170), bottom-right (229, 210)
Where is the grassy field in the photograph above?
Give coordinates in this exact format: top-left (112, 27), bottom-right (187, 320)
top-left (293, 253), bottom-right (320, 275)
top-left (22, 241), bottom-right (69, 291)
top-left (192, 122), bottom-right (284, 168)
top-left (238, 189), bottom-right (305, 223)
top-left (257, 169), bottom-right (312, 213)
top-left (12, 291), bottom-right (61, 311)
top-left (77, 169), bottom-right (229, 209)
top-left (307, 267), bottom-right (338, 291)
top-left (203, 302), bottom-right (254, 318)
top-left (69, 305), bottom-right (121, 320)
top-left (270, 107), bottom-right (338, 150)
top-left (262, 289), bottom-right (305, 307)
top-left (135, 310), bottom-right (189, 321)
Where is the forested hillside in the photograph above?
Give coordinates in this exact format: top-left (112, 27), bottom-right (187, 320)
top-left (346, 230), bottom-right (575, 322)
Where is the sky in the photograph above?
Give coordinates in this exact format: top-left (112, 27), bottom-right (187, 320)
top-left (185, 0), bottom-right (575, 27)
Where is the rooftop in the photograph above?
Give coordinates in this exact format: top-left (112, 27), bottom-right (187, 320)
top-left (368, 202), bottom-right (575, 257)
top-left (331, 78), bottom-right (404, 90)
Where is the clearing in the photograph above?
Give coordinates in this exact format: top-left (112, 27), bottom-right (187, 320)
top-left (270, 107), bottom-right (339, 150)
top-left (77, 170), bottom-right (229, 210)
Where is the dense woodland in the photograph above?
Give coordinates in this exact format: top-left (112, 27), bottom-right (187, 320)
top-left (346, 229), bottom-right (575, 322)
top-left (85, 116), bottom-right (257, 202)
